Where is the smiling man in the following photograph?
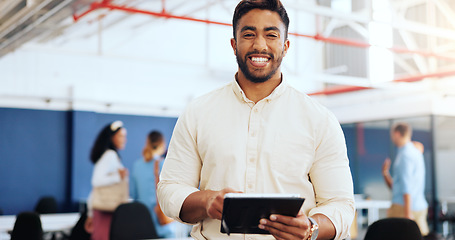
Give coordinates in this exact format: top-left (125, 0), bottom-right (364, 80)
top-left (157, 0), bottom-right (355, 239)
top-left (233, 10), bottom-right (288, 85)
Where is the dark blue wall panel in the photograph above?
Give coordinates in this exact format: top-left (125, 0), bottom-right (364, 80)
top-left (71, 111), bottom-right (97, 208)
top-left (0, 107), bottom-right (177, 215)
top-left (341, 124), bottom-right (358, 193)
top-left (0, 108), bottom-right (69, 215)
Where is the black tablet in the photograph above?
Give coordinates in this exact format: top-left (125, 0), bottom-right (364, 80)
top-left (220, 193), bottom-right (305, 235)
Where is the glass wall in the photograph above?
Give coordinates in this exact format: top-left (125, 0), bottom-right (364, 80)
top-left (434, 116), bottom-right (455, 201)
top-left (434, 116), bottom-right (455, 236)
top-left (342, 116), bottom-right (437, 230)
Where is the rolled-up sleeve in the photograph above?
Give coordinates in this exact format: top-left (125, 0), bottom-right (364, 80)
top-left (308, 112), bottom-right (355, 240)
top-left (157, 104), bottom-right (201, 222)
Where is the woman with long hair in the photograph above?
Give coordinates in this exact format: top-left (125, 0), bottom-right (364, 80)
top-left (85, 120), bottom-right (128, 240)
top-left (130, 130), bottom-right (177, 238)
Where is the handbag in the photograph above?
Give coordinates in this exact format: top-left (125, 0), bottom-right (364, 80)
top-left (91, 180), bottom-right (129, 212)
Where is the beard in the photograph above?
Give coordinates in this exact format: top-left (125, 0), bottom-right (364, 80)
top-left (236, 49), bottom-right (284, 83)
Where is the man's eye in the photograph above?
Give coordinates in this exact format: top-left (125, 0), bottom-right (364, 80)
top-left (268, 34), bottom-right (278, 38)
top-left (243, 33), bottom-right (254, 37)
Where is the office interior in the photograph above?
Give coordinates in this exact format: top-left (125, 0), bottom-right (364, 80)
top-left (1, 0), bottom-right (455, 239)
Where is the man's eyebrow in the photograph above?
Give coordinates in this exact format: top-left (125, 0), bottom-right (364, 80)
top-left (240, 26), bottom-right (256, 32)
top-left (264, 26), bottom-right (280, 32)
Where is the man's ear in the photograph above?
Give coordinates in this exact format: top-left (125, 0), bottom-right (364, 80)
top-left (230, 38), bottom-right (237, 55)
top-left (283, 39), bottom-right (290, 56)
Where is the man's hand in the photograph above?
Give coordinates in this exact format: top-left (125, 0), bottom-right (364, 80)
top-left (382, 158), bottom-right (393, 189)
top-left (382, 157), bottom-right (391, 177)
top-left (180, 187), bottom-right (242, 223)
top-left (258, 210), bottom-right (312, 240)
top-left (206, 188), bottom-right (241, 220)
top-left (404, 193), bottom-right (414, 220)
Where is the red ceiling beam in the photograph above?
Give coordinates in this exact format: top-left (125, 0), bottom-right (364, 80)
top-left (73, 0), bottom-right (231, 26)
top-left (308, 85), bottom-right (371, 96)
top-left (72, 1), bottom-right (455, 61)
top-left (72, 1), bottom-right (455, 96)
top-left (308, 69), bottom-right (455, 96)
top-left (72, 1), bottom-right (455, 62)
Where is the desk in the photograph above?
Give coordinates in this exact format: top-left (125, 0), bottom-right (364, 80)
top-left (441, 196), bottom-right (455, 236)
top-left (355, 199), bottom-right (391, 227)
top-left (0, 213), bottom-right (79, 240)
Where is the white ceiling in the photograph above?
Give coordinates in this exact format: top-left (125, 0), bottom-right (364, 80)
top-left (1, 0), bottom-right (455, 120)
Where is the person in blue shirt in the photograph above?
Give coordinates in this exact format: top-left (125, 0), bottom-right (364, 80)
top-left (382, 122), bottom-right (429, 236)
top-left (130, 130), bottom-right (176, 238)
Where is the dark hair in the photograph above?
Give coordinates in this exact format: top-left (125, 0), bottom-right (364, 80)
top-left (147, 131), bottom-right (164, 150)
top-left (232, 0), bottom-right (290, 40)
top-left (142, 130), bottom-right (164, 161)
top-left (392, 122), bottom-right (412, 138)
top-left (90, 121), bottom-right (124, 163)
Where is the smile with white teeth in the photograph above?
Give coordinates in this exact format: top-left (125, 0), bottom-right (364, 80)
top-left (251, 57), bottom-right (269, 63)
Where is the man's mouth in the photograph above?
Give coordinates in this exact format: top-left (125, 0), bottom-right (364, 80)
top-left (248, 55), bottom-right (271, 68)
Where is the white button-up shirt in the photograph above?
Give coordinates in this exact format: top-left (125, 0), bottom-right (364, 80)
top-left (157, 78), bottom-right (354, 240)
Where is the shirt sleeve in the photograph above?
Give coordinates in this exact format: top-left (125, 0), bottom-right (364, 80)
top-left (157, 104), bottom-right (201, 222)
top-left (91, 150), bottom-right (122, 187)
top-left (308, 112), bottom-right (355, 240)
top-left (395, 153), bottom-right (414, 194)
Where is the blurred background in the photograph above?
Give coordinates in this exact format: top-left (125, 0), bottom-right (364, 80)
top-left (1, 0), bottom-right (455, 239)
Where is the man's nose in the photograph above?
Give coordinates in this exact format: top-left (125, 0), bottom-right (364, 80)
top-left (253, 35), bottom-right (268, 52)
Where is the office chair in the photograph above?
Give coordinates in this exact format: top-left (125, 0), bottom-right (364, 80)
top-left (364, 217), bottom-right (423, 240)
top-left (11, 211), bottom-right (43, 240)
top-left (68, 210), bottom-right (91, 240)
top-left (34, 196), bottom-right (60, 240)
top-left (110, 201), bottom-right (158, 240)
top-left (34, 196), bottom-right (58, 214)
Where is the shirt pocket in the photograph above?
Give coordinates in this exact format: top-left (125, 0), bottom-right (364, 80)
top-left (271, 133), bottom-right (314, 177)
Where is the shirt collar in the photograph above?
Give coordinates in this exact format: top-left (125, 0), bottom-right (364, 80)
top-left (397, 142), bottom-right (413, 153)
top-left (231, 73), bottom-right (287, 103)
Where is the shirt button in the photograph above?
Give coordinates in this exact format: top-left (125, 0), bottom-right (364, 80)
top-left (251, 132), bottom-right (256, 137)
top-left (250, 158), bottom-right (255, 163)
top-left (254, 108), bottom-right (259, 113)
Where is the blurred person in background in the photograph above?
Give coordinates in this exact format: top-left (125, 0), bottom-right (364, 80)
top-left (382, 122), bottom-right (429, 236)
top-left (84, 120), bottom-right (128, 240)
top-left (130, 130), bottom-right (178, 238)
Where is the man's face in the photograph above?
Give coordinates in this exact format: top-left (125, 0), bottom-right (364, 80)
top-left (231, 9), bottom-right (290, 83)
top-left (390, 130), bottom-right (401, 146)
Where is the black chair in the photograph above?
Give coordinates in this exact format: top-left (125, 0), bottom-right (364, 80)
top-left (11, 211), bottom-right (43, 240)
top-left (364, 217), bottom-right (423, 240)
top-left (34, 196), bottom-right (58, 214)
top-left (110, 201), bottom-right (158, 240)
top-left (68, 210), bottom-right (91, 240)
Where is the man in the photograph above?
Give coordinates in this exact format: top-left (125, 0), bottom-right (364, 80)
top-left (382, 122), bottom-right (429, 236)
top-left (157, 0), bottom-right (354, 239)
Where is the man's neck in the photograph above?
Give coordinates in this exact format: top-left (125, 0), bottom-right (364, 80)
top-left (235, 72), bottom-right (282, 103)
top-left (396, 139), bottom-right (410, 148)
